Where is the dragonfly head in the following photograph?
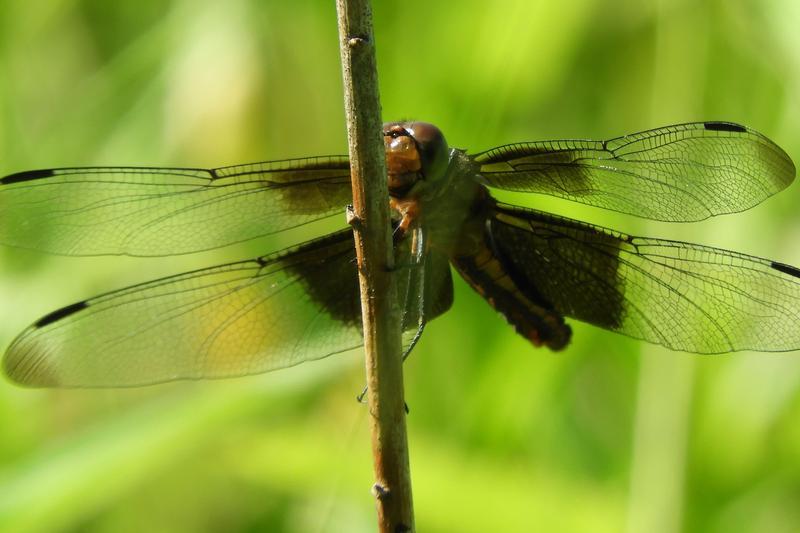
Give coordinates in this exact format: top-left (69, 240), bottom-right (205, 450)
top-left (383, 121), bottom-right (450, 197)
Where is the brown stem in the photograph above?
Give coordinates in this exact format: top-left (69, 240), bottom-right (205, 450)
top-left (335, 1), bottom-right (415, 531)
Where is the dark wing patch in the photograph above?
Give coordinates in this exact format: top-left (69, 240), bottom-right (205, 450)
top-left (490, 204), bottom-right (800, 353)
top-left (289, 229), bottom-right (454, 330)
top-left (287, 232), bottom-right (363, 327)
top-left (488, 211), bottom-right (624, 332)
top-left (474, 122), bottom-right (795, 222)
top-left (0, 157), bottom-right (352, 256)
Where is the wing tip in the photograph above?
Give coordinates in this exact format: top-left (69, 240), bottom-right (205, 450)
top-left (2, 344), bottom-right (61, 388)
top-left (3, 302), bottom-right (91, 386)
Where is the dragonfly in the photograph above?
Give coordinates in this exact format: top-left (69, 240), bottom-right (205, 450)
top-left (1, 121), bottom-right (799, 388)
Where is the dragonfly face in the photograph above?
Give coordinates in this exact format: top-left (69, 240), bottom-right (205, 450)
top-left (384, 121), bottom-right (451, 196)
top-left (383, 121), bottom-right (482, 248)
top-left (1, 121), bottom-right (799, 387)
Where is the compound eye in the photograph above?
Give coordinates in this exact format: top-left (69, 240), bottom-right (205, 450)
top-left (407, 122), bottom-right (443, 146)
top-left (406, 122), bottom-right (449, 179)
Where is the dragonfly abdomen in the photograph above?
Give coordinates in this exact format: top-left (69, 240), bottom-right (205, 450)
top-left (451, 234), bottom-right (571, 351)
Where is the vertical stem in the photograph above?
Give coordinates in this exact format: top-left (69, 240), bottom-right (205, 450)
top-left (335, 1), bottom-right (415, 531)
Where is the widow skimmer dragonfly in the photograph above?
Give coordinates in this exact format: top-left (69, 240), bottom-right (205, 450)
top-left (1, 121), bottom-right (798, 387)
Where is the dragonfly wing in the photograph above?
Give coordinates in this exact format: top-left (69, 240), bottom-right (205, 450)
top-left (0, 157), bottom-right (352, 256)
top-left (475, 122), bottom-right (795, 222)
top-left (3, 230), bottom-right (363, 387)
top-left (3, 228), bottom-right (455, 387)
top-left (487, 203), bottom-right (800, 353)
top-left (394, 227), bottom-right (454, 352)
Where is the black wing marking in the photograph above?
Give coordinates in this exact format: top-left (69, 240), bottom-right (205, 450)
top-left (0, 157), bottom-right (352, 256)
top-left (475, 122), bottom-right (795, 222)
top-left (3, 229), bottom-right (454, 387)
top-left (489, 203), bottom-right (800, 353)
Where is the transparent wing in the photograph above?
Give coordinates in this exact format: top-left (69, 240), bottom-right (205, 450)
top-left (475, 122), bottom-right (795, 222)
top-left (488, 204), bottom-right (800, 353)
top-left (395, 226), bottom-right (455, 355)
top-left (0, 157), bottom-right (352, 256)
top-left (3, 229), bottom-right (454, 387)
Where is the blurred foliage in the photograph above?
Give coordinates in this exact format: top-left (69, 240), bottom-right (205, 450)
top-left (1, 0), bottom-right (800, 532)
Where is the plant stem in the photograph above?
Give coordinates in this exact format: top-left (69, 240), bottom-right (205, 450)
top-left (335, 1), bottom-right (415, 531)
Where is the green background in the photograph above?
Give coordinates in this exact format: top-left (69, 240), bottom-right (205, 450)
top-left (1, 0), bottom-right (800, 532)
